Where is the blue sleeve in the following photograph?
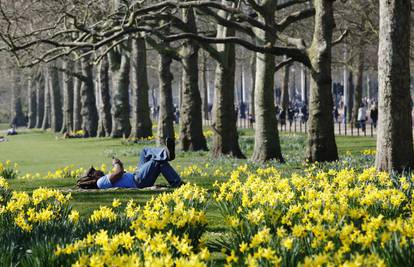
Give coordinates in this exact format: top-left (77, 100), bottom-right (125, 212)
top-left (97, 175), bottom-right (112, 189)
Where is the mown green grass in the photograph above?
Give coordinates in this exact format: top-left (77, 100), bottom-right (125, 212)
top-left (2, 129), bottom-right (376, 231)
top-left (0, 123), bottom-right (8, 131)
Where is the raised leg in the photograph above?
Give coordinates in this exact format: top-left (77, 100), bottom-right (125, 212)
top-left (134, 160), bottom-right (162, 188)
top-left (137, 147), bottom-right (169, 168)
top-left (159, 162), bottom-right (182, 187)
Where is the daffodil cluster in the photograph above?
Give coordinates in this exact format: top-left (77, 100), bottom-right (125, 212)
top-left (56, 229), bottom-right (210, 267)
top-left (1, 187), bottom-right (72, 232)
top-left (362, 149), bottom-right (376, 156)
top-left (0, 160), bottom-right (18, 179)
top-left (1, 182), bottom-right (210, 266)
top-left (19, 165), bottom-right (86, 180)
top-left (214, 166), bottom-right (414, 266)
top-left (54, 183), bottom-right (209, 266)
top-left (180, 165), bottom-right (209, 178)
top-left (130, 183), bottom-right (208, 243)
top-left (203, 130), bottom-right (214, 139)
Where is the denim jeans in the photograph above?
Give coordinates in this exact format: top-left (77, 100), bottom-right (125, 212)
top-left (358, 120), bottom-right (366, 132)
top-left (134, 147), bottom-right (181, 188)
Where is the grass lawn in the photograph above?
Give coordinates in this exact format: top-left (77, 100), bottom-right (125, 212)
top-left (0, 123), bottom-right (9, 131)
top-left (1, 129), bottom-right (376, 231)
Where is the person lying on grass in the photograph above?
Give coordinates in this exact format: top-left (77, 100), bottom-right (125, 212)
top-left (78, 137), bottom-right (183, 189)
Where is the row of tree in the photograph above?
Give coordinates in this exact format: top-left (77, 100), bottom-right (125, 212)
top-left (0, 0), bottom-right (412, 173)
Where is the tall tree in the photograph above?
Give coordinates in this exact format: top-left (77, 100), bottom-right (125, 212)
top-left (35, 69), bottom-right (45, 129)
top-left (351, 44), bottom-right (364, 126)
top-left (201, 52), bottom-right (209, 121)
top-left (27, 74), bottom-right (37, 128)
top-left (306, 0), bottom-right (338, 162)
top-left (249, 52), bottom-right (256, 118)
top-left (130, 37), bottom-right (152, 139)
top-left (251, 8), bottom-right (283, 162)
top-left (109, 43), bottom-right (131, 138)
top-left (10, 71), bottom-right (26, 127)
top-left (280, 62), bottom-right (291, 112)
top-left (48, 64), bottom-right (63, 132)
top-left (375, 0), bottom-right (414, 172)
top-left (61, 60), bottom-right (74, 133)
top-left (211, 12), bottom-right (245, 158)
top-left (80, 55), bottom-right (99, 137)
top-left (179, 8), bottom-right (207, 151)
top-left (157, 52), bottom-right (175, 145)
top-left (97, 55), bottom-right (112, 137)
top-left (41, 74), bottom-right (51, 130)
top-left (73, 61), bottom-right (82, 131)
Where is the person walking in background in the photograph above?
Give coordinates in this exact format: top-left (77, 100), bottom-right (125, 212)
top-left (370, 103), bottom-right (378, 129)
top-left (357, 103), bottom-right (367, 132)
top-left (278, 108), bottom-right (286, 126)
top-left (287, 106), bottom-right (295, 128)
top-left (333, 106), bottom-right (339, 123)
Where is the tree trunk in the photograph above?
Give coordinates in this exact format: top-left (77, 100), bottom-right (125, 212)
top-left (179, 8), bottom-right (207, 151)
top-left (201, 52), bottom-right (209, 121)
top-left (281, 63), bottom-right (291, 112)
top-left (48, 65), bottom-right (63, 132)
top-left (73, 61), bottom-right (82, 131)
top-left (347, 70), bottom-right (354, 123)
top-left (249, 52), bottom-right (256, 117)
top-left (10, 74), bottom-right (26, 127)
top-left (35, 70), bottom-right (45, 129)
top-left (251, 14), bottom-right (284, 163)
top-left (306, 0), bottom-right (338, 162)
top-left (80, 55), bottom-right (99, 137)
top-left (211, 23), bottom-right (245, 158)
top-left (97, 55), bottom-right (112, 137)
top-left (27, 75), bottom-right (37, 128)
top-left (352, 46), bottom-right (364, 125)
top-left (61, 60), bottom-right (74, 134)
top-left (41, 74), bottom-right (51, 130)
top-left (109, 44), bottom-right (131, 138)
top-left (157, 52), bottom-right (175, 145)
top-left (375, 0), bottom-right (414, 172)
top-left (301, 65), bottom-right (307, 104)
top-left (130, 37), bottom-right (153, 139)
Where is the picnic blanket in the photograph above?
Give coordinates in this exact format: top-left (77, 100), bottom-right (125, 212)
top-left (62, 185), bottom-right (172, 193)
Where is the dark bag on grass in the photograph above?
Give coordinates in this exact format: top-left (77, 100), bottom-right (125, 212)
top-left (76, 166), bottom-right (100, 189)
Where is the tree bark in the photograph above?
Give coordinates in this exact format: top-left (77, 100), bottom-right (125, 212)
top-left (375, 0), bottom-right (414, 172)
top-left (27, 75), bottom-right (37, 128)
top-left (281, 62), bottom-right (291, 112)
top-left (251, 14), bottom-right (284, 163)
top-left (352, 46), bottom-right (364, 125)
top-left (80, 55), bottom-right (99, 137)
top-left (179, 8), bottom-right (208, 151)
top-left (48, 64), bottom-right (63, 132)
top-left (109, 44), bottom-right (131, 138)
top-left (211, 22), bottom-right (245, 158)
top-left (41, 73), bottom-right (51, 130)
top-left (306, 0), bottom-right (338, 162)
top-left (347, 70), bottom-right (354, 123)
top-left (201, 52), bottom-right (209, 121)
top-left (157, 52), bottom-right (175, 145)
top-left (249, 52), bottom-right (256, 117)
top-left (301, 65), bottom-right (308, 104)
top-left (10, 73), bottom-right (26, 127)
top-left (61, 60), bottom-right (74, 134)
top-left (130, 37), bottom-right (153, 139)
top-left (97, 55), bottom-right (112, 137)
top-left (35, 70), bottom-right (44, 129)
top-left (73, 61), bottom-right (82, 131)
